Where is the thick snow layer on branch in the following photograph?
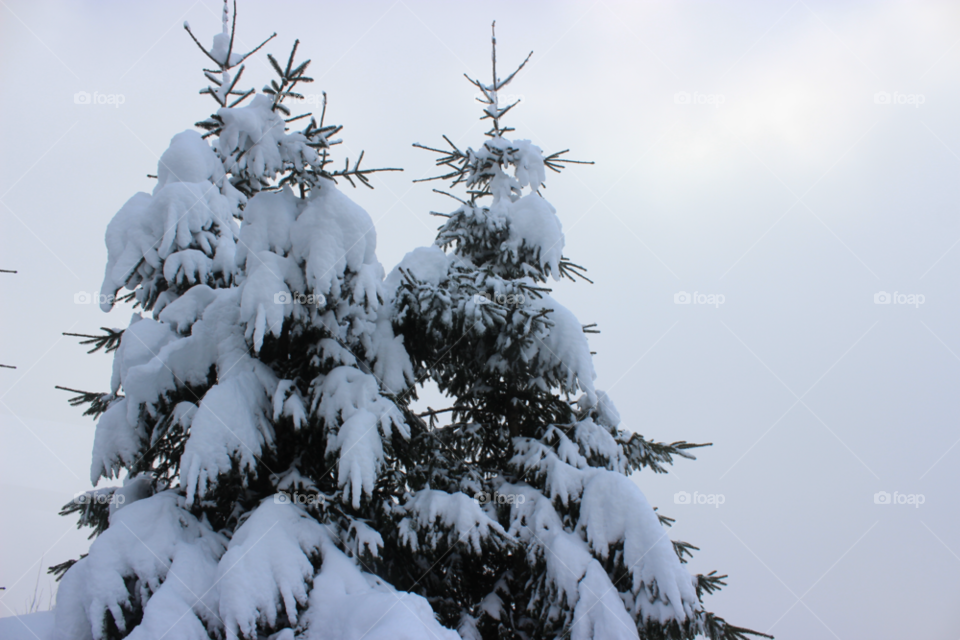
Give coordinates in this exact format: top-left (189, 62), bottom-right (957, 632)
top-left (216, 96), bottom-right (286, 179)
top-left (369, 316), bottom-right (414, 394)
top-left (110, 315), bottom-right (177, 395)
top-left (399, 489), bottom-right (507, 554)
top-left (156, 130), bottom-right (225, 190)
top-left (93, 310), bottom-right (223, 483)
top-left (209, 32), bottom-right (242, 67)
top-left (315, 367), bottom-right (408, 508)
top-left (218, 499), bottom-right (326, 640)
top-left (53, 492), bottom-right (227, 640)
top-left (385, 245), bottom-right (452, 291)
top-left (118, 315), bottom-right (218, 418)
top-left (593, 390), bottom-right (621, 428)
top-left (574, 417), bottom-right (627, 472)
top-left (234, 189), bottom-right (301, 269)
top-left (291, 181), bottom-right (379, 300)
top-left (299, 526), bottom-right (461, 640)
top-left (216, 95), bottom-right (318, 189)
top-left (500, 458), bottom-right (699, 632)
top-left (163, 249), bottom-right (214, 286)
top-left (577, 472), bottom-right (699, 624)
top-left (571, 562), bottom-right (642, 640)
top-left (524, 294), bottom-right (597, 404)
top-left (181, 368), bottom-right (276, 504)
top-left (152, 182), bottom-right (233, 264)
top-left (158, 284), bottom-right (218, 334)
top-left (510, 140), bottom-right (547, 189)
top-left (373, 247), bottom-right (454, 394)
top-left (108, 474), bottom-right (153, 518)
top-left (501, 192), bottom-right (564, 280)
top-left (99, 192), bottom-right (154, 310)
top-left (501, 487), bottom-right (602, 611)
top-left (100, 131), bottom-right (240, 311)
top-left (273, 380), bottom-right (308, 428)
top-left (239, 250), bottom-right (304, 352)
top-left (90, 398), bottom-right (139, 484)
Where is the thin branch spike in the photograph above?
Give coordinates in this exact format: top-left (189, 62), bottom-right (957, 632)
top-left (225, 0), bottom-right (237, 69)
top-left (183, 24), bottom-right (222, 68)
top-left (234, 33), bottom-right (276, 66)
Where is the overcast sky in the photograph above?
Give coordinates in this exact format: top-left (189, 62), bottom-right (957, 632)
top-left (1, 1), bottom-right (958, 638)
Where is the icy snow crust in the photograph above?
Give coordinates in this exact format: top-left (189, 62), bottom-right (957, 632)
top-left (64, 42), bottom-right (703, 640)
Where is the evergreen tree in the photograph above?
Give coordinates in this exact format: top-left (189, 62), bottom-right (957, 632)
top-left (51, 6), bottom-right (457, 640)
top-left (377, 23), bottom-right (771, 640)
top-left (52, 6), bottom-right (767, 640)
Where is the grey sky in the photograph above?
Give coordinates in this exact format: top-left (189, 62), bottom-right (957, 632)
top-left (1, 1), bottom-right (958, 638)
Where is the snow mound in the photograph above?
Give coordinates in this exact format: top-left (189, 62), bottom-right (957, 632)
top-left (0, 612), bottom-right (54, 640)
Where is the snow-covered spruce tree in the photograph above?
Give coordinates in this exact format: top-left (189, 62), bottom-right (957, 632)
top-left (373, 25), bottom-right (770, 640)
top-left (49, 6), bottom-right (471, 640)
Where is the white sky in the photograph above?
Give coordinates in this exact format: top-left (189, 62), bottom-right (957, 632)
top-left (1, 1), bottom-right (958, 638)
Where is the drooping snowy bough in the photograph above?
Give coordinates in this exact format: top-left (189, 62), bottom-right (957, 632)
top-left (53, 9), bottom-right (767, 640)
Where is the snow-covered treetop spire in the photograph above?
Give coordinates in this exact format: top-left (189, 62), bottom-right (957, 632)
top-left (93, 6), bottom-right (402, 315)
top-left (474, 21), bottom-right (532, 139)
top-left (415, 24), bottom-right (591, 202)
top-left (411, 26), bottom-right (592, 284)
top-left (183, 1), bottom-right (400, 198)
